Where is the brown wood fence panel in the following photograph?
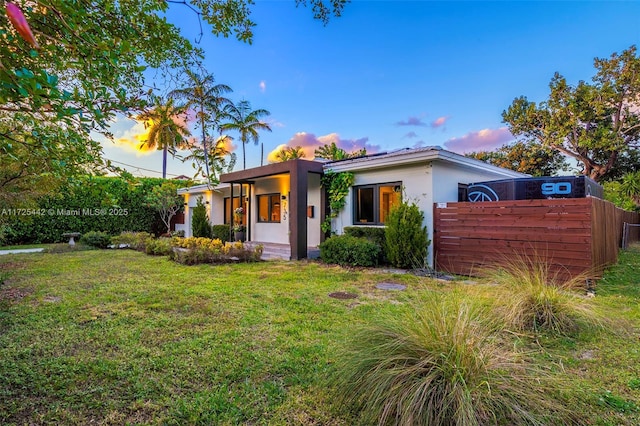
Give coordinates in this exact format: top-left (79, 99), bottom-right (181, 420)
top-left (433, 198), bottom-right (636, 280)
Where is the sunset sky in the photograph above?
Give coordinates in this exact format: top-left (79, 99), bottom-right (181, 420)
top-left (99, 0), bottom-right (640, 179)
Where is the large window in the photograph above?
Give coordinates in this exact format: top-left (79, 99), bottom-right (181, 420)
top-left (257, 193), bottom-right (281, 223)
top-left (224, 197), bottom-right (246, 225)
top-left (354, 182), bottom-right (401, 225)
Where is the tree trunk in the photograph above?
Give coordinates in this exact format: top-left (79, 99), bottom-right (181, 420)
top-left (162, 145), bottom-right (167, 179)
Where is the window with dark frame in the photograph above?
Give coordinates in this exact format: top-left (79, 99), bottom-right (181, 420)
top-left (257, 193), bottom-right (281, 223)
top-left (354, 182), bottom-right (401, 225)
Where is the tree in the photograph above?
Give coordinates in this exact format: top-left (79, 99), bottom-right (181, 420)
top-left (1, 0), bottom-right (347, 207)
top-left (170, 69), bottom-right (232, 182)
top-left (466, 141), bottom-right (569, 176)
top-left (502, 45), bottom-right (640, 182)
top-left (621, 171), bottom-right (640, 208)
top-left (137, 98), bottom-right (191, 179)
top-left (191, 196), bottom-right (212, 238)
top-left (144, 181), bottom-right (184, 234)
top-left (221, 100), bottom-right (272, 169)
top-left (314, 141), bottom-right (366, 160)
top-left (182, 135), bottom-right (237, 183)
top-left (385, 200), bottom-right (430, 269)
top-left (272, 146), bottom-right (306, 162)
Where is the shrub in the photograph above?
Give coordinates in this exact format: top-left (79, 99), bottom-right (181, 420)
top-left (485, 254), bottom-right (604, 335)
top-left (192, 197), bottom-right (212, 238)
top-left (171, 230), bottom-right (185, 237)
top-left (343, 226), bottom-right (386, 262)
top-left (170, 237), bottom-right (262, 264)
top-left (385, 201), bottom-right (430, 269)
top-left (333, 293), bottom-right (575, 425)
top-left (145, 238), bottom-right (173, 256)
top-left (319, 235), bottom-right (380, 267)
top-left (211, 224), bottom-right (231, 242)
top-left (80, 231), bottom-right (111, 249)
top-left (111, 232), bottom-right (154, 251)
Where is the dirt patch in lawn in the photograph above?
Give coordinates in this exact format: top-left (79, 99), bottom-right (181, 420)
top-left (0, 286), bottom-right (33, 303)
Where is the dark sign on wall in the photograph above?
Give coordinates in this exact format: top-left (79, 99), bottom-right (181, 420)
top-left (467, 176), bottom-right (603, 202)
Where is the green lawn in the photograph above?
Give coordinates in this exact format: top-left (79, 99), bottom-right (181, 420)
top-left (1, 248), bottom-right (639, 425)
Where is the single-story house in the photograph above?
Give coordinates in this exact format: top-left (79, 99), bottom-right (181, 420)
top-left (176, 146), bottom-right (527, 265)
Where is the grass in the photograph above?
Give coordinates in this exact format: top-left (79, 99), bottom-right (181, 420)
top-left (0, 247), bottom-right (639, 424)
top-left (332, 292), bottom-right (573, 426)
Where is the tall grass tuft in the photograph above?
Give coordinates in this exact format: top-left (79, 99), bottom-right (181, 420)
top-left (485, 254), bottom-right (604, 335)
top-left (332, 293), bottom-right (572, 425)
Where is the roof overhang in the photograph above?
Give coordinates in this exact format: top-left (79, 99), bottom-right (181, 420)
top-left (324, 146), bottom-right (528, 178)
top-left (220, 159), bottom-right (324, 183)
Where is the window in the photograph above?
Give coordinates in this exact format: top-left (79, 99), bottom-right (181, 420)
top-left (354, 183), bottom-right (401, 225)
top-left (224, 197), bottom-right (246, 225)
top-left (257, 193), bottom-right (281, 222)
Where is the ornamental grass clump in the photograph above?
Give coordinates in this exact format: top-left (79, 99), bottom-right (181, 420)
top-left (486, 254), bottom-right (604, 336)
top-left (333, 293), bottom-right (572, 426)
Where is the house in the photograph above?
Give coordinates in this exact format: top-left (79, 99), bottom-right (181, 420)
top-left (176, 146), bottom-right (527, 265)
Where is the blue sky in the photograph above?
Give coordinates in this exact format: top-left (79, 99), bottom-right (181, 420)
top-left (100, 0), bottom-right (640, 178)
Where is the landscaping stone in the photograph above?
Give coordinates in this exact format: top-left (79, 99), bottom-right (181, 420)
top-left (375, 282), bottom-right (406, 291)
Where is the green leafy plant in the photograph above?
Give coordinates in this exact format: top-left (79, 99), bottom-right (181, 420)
top-left (385, 200), bottom-right (430, 269)
top-left (191, 197), bottom-right (212, 238)
top-left (343, 226), bottom-right (387, 263)
top-left (319, 235), bottom-right (380, 267)
top-left (320, 170), bottom-right (354, 234)
top-left (79, 231), bottom-right (111, 249)
top-left (333, 293), bottom-right (573, 425)
top-left (111, 231), bottom-right (154, 251)
top-left (144, 181), bottom-right (185, 234)
top-left (144, 237), bottom-right (173, 256)
top-left (211, 224), bottom-right (231, 242)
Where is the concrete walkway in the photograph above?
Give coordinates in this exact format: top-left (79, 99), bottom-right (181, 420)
top-left (0, 248), bottom-right (44, 255)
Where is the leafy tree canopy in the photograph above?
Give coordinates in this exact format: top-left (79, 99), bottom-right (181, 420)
top-left (1, 0), bottom-right (346, 208)
top-left (466, 141), bottom-right (570, 177)
top-left (502, 45), bottom-right (640, 182)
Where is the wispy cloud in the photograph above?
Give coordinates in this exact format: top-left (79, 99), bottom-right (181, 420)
top-left (403, 131), bottom-right (419, 139)
top-left (259, 80), bottom-right (266, 93)
top-left (430, 116), bottom-right (449, 128)
top-left (266, 132), bottom-right (380, 162)
top-left (396, 116), bottom-right (427, 127)
top-left (443, 127), bottom-right (514, 154)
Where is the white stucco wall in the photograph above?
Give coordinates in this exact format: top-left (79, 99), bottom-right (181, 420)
top-left (251, 175), bottom-right (290, 244)
top-left (332, 158), bottom-right (526, 267)
top-left (307, 173), bottom-right (322, 247)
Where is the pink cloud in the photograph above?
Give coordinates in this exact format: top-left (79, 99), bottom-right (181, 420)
top-left (430, 116), bottom-right (449, 128)
top-left (444, 127), bottom-right (515, 154)
top-left (266, 132), bottom-right (380, 162)
top-left (396, 116), bottom-right (427, 126)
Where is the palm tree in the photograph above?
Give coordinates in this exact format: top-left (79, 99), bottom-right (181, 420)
top-left (621, 171), bottom-right (640, 207)
top-left (170, 69), bottom-right (232, 182)
top-left (221, 99), bottom-right (272, 169)
top-left (273, 145), bottom-right (306, 162)
top-left (314, 141), bottom-right (367, 161)
top-left (137, 97), bottom-right (191, 178)
top-left (183, 135), bottom-right (237, 183)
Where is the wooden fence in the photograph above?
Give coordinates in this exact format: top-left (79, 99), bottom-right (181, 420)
top-left (433, 198), bottom-right (640, 279)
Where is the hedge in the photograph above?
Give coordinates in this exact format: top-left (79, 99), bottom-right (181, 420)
top-left (319, 235), bottom-right (380, 267)
top-left (2, 176), bottom-right (188, 244)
